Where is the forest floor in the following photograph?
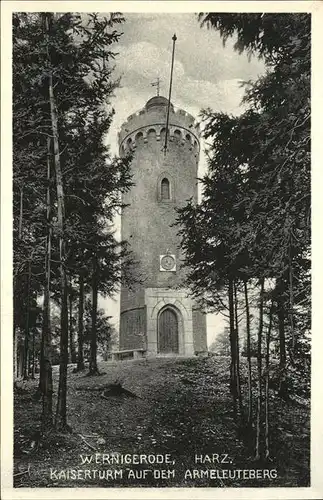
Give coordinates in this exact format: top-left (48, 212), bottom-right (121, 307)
top-left (14, 355), bottom-right (310, 488)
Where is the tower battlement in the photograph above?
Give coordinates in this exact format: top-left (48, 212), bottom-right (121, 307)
top-left (118, 96), bottom-right (200, 155)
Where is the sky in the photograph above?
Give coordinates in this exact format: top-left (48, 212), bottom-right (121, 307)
top-left (108, 13), bottom-right (265, 155)
top-left (100, 13), bottom-right (266, 345)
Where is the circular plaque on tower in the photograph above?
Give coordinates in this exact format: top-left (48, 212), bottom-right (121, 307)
top-left (160, 254), bottom-right (176, 272)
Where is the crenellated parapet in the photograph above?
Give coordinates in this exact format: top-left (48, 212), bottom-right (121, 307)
top-left (118, 96), bottom-right (200, 157)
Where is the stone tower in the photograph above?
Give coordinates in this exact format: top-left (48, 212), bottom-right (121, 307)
top-left (118, 95), bottom-right (207, 356)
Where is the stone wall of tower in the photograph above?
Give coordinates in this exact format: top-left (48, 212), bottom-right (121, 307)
top-left (192, 309), bottom-right (208, 352)
top-left (118, 97), bottom-right (207, 353)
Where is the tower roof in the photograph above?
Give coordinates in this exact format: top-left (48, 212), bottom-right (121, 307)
top-left (145, 95), bottom-right (174, 111)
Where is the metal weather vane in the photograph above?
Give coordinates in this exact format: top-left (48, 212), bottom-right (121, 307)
top-left (163, 34), bottom-right (177, 156)
top-left (151, 77), bottom-right (162, 96)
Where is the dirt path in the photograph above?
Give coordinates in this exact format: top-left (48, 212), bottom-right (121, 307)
top-left (14, 356), bottom-right (310, 488)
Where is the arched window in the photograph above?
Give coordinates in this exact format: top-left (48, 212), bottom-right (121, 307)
top-left (147, 128), bottom-right (156, 140)
top-left (158, 173), bottom-right (174, 202)
top-left (135, 131), bottom-right (143, 144)
top-left (174, 129), bottom-right (182, 142)
top-left (161, 178), bottom-right (170, 200)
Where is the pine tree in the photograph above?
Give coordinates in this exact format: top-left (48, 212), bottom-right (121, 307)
top-left (13, 11), bottom-right (133, 431)
top-left (177, 13), bottom-right (310, 457)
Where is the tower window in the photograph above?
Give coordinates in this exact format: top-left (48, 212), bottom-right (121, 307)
top-left (161, 178), bottom-right (170, 200)
top-left (158, 173), bottom-right (174, 202)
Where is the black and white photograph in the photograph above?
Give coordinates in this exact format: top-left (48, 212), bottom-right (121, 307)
top-left (1, 1), bottom-right (322, 498)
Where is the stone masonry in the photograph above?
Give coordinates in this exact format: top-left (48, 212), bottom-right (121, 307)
top-left (118, 95), bottom-right (207, 356)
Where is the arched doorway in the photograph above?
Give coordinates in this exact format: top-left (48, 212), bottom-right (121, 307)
top-left (158, 307), bottom-right (179, 354)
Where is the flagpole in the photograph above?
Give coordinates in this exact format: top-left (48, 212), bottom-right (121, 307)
top-left (163, 34), bottom-right (177, 156)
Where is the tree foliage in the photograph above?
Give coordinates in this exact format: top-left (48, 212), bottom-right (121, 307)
top-left (177, 13), bottom-right (311, 458)
top-left (13, 11), bottom-right (133, 429)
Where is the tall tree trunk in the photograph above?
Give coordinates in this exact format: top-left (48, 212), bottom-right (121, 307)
top-left (77, 273), bottom-right (85, 371)
top-left (17, 344), bottom-right (23, 379)
top-left (39, 328), bottom-right (44, 391)
top-left (15, 190), bottom-right (24, 381)
top-left (18, 187), bottom-right (23, 239)
top-left (265, 301), bottom-right (273, 459)
top-left (15, 189), bottom-right (24, 380)
top-left (26, 349), bottom-right (30, 377)
top-left (228, 279), bottom-right (238, 415)
top-left (276, 277), bottom-right (287, 397)
top-left (13, 326), bottom-right (18, 380)
top-left (89, 255), bottom-right (99, 375)
top-left (40, 135), bottom-right (53, 428)
top-left (288, 237), bottom-right (295, 365)
top-left (44, 12), bottom-right (69, 430)
top-left (234, 281), bottom-right (242, 416)
top-left (23, 261), bottom-right (31, 380)
top-left (68, 286), bottom-right (75, 363)
top-left (244, 280), bottom-right (252, 427)
top-left (13, 287), bottom-right (19, 380)
top-left (55, 280), bottom-right (69, 430)
top-left (255, 278), bottom-right (265, 461)
top-left (31, 328), bottom-right (35, 379)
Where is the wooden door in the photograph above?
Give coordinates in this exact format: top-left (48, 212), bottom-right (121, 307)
top-left (158, 308), bottom-right (179, 354)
